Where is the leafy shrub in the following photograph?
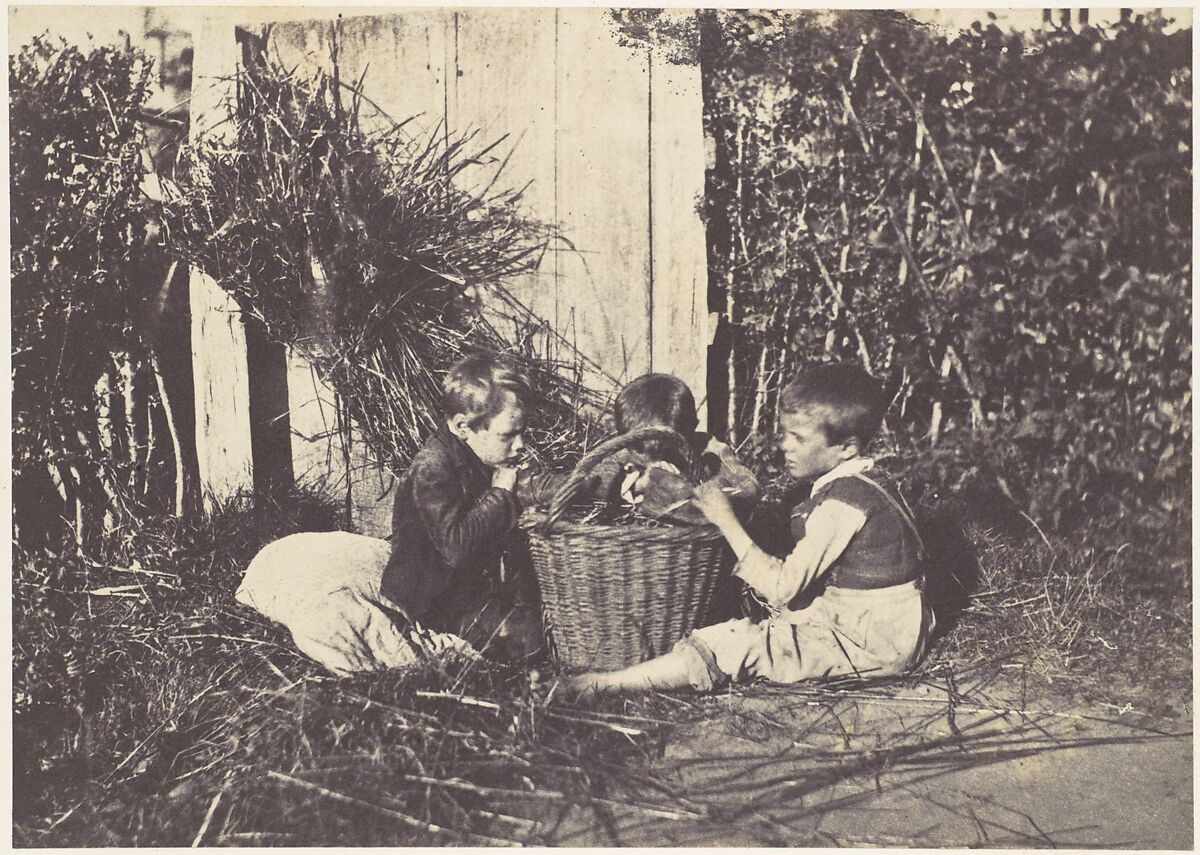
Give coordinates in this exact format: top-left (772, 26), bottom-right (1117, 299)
top-left (10, 36), bottom-right (175, 549)
top-left (609, 9), bottom-right (1190, 591)
top-left (691, 12), bottom-right (1190, 564)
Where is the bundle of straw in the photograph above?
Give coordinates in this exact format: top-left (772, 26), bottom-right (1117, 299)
top-left (163, 41), bottom-right (600, 471)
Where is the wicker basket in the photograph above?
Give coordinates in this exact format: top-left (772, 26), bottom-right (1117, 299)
top-left (522, 427), bottom-right (734, 671)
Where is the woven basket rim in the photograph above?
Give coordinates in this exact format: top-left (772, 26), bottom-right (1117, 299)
top-left (520, 509), bottom-right (723, 543)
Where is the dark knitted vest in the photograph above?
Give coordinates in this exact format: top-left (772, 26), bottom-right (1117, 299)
top-left (789, 472), bottom-right (924, 590)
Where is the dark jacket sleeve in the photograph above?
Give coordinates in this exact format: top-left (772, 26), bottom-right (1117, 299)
top-left (516, 455), bottom-right (634, 511)
top-left (411, 455), bottom-right (520, 570)
top-left (515, 467), bottom-right (570, 509)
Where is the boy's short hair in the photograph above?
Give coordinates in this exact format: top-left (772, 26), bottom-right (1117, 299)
top-left (614, 373), bottom-right (700, 435)
top-left (443, 352), bottom-right (532, 429)
top-left (780, 364), bottom-right (886, 447)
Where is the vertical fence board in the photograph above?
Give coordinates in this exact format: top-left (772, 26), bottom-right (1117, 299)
top-left (553, 8), bottom-right (653, 386)
top-left (269, 12), bottom-right (450, 140)
top-left (267, 14), bottom-right (450, 531)
top-left (188, 15), bottom-right (252, 507)
top-left (189, 271), bottom-right (253, 507)
top-left (649, 43), bottom-right (710, 417)
top-left (447, 9), bottom-right (569, 380)
top-left (286, 352), bottom-right (344, 493)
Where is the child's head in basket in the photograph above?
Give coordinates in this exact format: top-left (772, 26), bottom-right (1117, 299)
top-left (777, 363), bottom-right (886, 482)
top-left (614, 373), bottom-right (700, 470)
top-left (443, 352), bottom-right (531, 468)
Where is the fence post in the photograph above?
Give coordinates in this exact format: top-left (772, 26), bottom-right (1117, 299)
top-left (189, 270), bottom-right (254, 509)
top-left (188, 15), bottom-right (254, 509)
top-left (649, 27), bottom-right (710, 421)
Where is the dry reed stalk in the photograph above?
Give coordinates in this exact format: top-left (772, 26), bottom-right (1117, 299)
top-left (218, 832), bottom-right (296, 843)
top-left (413, 690), bottom-right (502, 711)
top-left (189, 789), bottom-right (224, 847)
top-left (544, 710), bottom-right (646, 737)
top-left (405, 774), bottom-right (567, 802)
top-left (165, 53), bottom-right (602, 473)
top-left (268, 770), bottom-right (522, 845)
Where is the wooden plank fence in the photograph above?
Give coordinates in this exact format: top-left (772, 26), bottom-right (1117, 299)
top-left (187, 8), bottom-right (709, 533)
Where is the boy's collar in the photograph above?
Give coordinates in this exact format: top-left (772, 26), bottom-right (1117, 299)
top-left (811, 457), bottom-right (874, 495)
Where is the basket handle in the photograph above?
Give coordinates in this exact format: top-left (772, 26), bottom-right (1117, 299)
top-left (540, 426), bottom-right (694, 535)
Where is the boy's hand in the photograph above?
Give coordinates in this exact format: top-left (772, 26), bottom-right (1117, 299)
top-left (492, 465), bottom-right (519, 492)
top-left (693, 480), bottom-right (737, 527)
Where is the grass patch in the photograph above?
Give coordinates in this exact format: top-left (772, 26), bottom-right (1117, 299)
top-left (919, 509), bottom-right (1191, 717)
top-left (13, 486), bottom-right (1191, 846)
top-left (14, 490), bottom-right (697, 846)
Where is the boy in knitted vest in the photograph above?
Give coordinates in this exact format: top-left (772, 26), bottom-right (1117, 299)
top-left (566, 364), bottom-right (933, 695)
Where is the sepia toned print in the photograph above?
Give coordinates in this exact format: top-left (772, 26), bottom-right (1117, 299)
top-left (11, 5), bottom-right (1191, 847)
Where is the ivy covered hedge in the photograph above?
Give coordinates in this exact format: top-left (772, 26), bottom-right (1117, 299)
top-left (10, 37), bottom-right (176, 550)
top-left (613, 9), bottom-right (1189, 589)
top-left (683, 11), bottom-right (1190, 587)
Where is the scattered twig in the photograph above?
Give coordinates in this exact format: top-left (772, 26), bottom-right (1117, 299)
top-left (168, 633), bottom-right (270, 646)
top-left (101, 719), bottom-right (172, 784)
top-left (544, 710), bottom-right (646, 737)
top-left (44, 801), bottom-right (83, 832)
top-left (86, 585), bottom-right (144, 597)
top-left (190, 789), bottom-right (224, 847)
top-left (217, 832), bottom-right (296, 843)
top-left (404, 774), bottom-right (566, 802)
top-left (267, 770), bottom-right (521, 846)
top-left (413, 690), bottom-right (501, 711)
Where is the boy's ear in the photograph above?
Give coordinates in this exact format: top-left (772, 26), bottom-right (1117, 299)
top-left (838, 437), bottom-right (861, 460)
top-left (448, 413), bottom-right (471, 439)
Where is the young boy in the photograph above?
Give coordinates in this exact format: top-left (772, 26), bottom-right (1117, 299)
top-left (517, 373), bottom-right (758, 521)
top-left (237, 351), bottom-right (543, 676)
top-left (383, 352), bottom-right (541, 648)
top-left (611, 373), bottom-right (759, 524)
top-left (565, 364), bottom-right (933, 695)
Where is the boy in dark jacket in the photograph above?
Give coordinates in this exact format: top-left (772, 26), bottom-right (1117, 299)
top-left (383, 352), bottom-right (543, 656)
top-left (237, 351), bottom-right (545, 675)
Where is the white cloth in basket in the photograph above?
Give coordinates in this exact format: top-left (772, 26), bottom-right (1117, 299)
top-left (236, 531), bottom-right (477, 676)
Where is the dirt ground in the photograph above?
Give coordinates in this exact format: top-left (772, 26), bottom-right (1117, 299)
top-left (538, 669), bottom-right (1193, 848)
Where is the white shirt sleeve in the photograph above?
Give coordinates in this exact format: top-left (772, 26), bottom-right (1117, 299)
top-left (733, 498), bottom-right (867, 607)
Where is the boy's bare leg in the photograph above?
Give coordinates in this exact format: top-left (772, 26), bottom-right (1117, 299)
top-left (564, 649), bottom-right (697, 697)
